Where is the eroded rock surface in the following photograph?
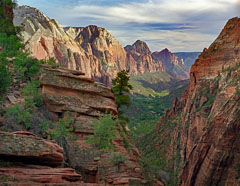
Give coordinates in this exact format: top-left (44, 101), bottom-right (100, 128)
top-left (13, 5), bottom-right (189, 86)
top-left (39, 65), bottom-right (147, 185)
top-left (0, 131), bottom-right (63, 167)
top-left (142, 17), bottom-right (240, 185)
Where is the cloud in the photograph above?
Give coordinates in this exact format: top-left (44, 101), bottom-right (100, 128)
top-left (18, 0), bottom-right (239, 52)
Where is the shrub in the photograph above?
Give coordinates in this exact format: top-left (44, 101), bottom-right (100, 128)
top-left (4, 104), bottom-right (32, 129)
top-left (0, 34), bottom-right (22, 57)
top-left (0, 0), bottom-right (17, 35)
top-left (14, 51), bottom-right (40, 81)
top-left (50, 115), bottom-right (73, 147)
top-left (21, 80), bottom-right (43, 107)
top-left (0, 63), bottom-right (11, 95)
top-left (86, 114), bottom-right (118, 152)
top-left (109, 153), bottom-right (128, 172)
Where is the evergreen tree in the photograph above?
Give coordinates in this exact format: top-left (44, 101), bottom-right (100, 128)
top-left (112, 70), bottom-right (133, 120)
top-left (0, 0), bottom-right (17, 35)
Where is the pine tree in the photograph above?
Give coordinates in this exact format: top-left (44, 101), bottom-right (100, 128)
top-left (112, 70), bottom-right (132, 120)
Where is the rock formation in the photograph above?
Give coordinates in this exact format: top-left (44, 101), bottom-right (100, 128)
top-left (125, 40), bottom-right (165, 75)
top-left (152, 48), bottom-right (189, 79)
top-left (0, 131), bottom-right (83, 185)
top-left (13, 5), bottom-right (189, 87)
top-left (39, 65), bottom-right (147, 185)
top-left (149, 17), bottom-right (240, 185)
top-left (0, 64), bottom-right (149, 185)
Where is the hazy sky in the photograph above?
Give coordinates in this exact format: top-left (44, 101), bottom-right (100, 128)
top-left (18, 0), bottom-right (239, 52)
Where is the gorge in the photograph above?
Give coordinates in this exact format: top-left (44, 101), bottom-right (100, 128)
top-left (0, 1), bottom-right (239, 186)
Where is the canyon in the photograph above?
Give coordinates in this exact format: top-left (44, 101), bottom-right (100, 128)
top-left (0, 1), bottom-right (239, 186)
top-left (138, 17), bottom-right (240, 185)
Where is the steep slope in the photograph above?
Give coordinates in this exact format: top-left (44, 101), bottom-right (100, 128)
top-left (39, 65), bottom-right (157, 185)
top-left (152, 48), bottom-right (189, 79)
top-left (139, 17), bottom-right (240, 185)
top-left (125, 40), bottom-right (165, 75)
top-left (13, 5), bottom-right (127, 86)
top-left (13, 5), bottom-right (189, 87)
top-left (179, 16), bottom-right (240, 186)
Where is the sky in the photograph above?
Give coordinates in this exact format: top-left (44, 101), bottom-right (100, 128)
top-left (17, 0), bottom-right (240, 52)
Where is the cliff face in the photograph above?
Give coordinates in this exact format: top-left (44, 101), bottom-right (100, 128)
top-left (0, 65), bottom-right (149, 185)
top-left (179, 16), bottom-right (240, 186)
top-left (13, 5), bottom-right (189, 87)
top-left (125, 40), bottom-right (165, 75)
top-left (152, 48), bottom-right (189, 79)
top-left (39, 65), bottom-right (147, 185)
top-left (148, 17), bottom-right (240, 185)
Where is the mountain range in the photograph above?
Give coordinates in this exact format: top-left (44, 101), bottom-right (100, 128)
top-left (13, 5), bottom-right (199, 86)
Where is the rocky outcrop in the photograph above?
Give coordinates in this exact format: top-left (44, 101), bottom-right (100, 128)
top-left (179, 16), bottom-right (240, 186)
top-left (0, 131), bottom-right (83, 185)
top-left (125, 40), bottom-right (165, 75)
top-left (146, 17), bottom-right (240, 185)
top-left (39, 65), bottom-right (117, 117)
top-left (13, 5), bottom-right (189, 87)
top-left (152, 48), bottom-right (189, 79)
top-left (39, 65), bottom-right (147, 185)
top-left (0, 131), bottom-right (63, 167)
top-left (0, 165), bottom-right (82, 184)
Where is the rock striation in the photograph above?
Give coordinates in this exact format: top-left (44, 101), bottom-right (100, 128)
top-left (125, 40), bottom-right (165, 75)
top-left (39, 65), bottom-right (147, 185)
top-left (0, 131), bottom-right (83, 185)
top-left (13, 5), bottom-right (189, 86)
top-left (152, 48), bottom-right (189, 79)
top-left (151, 17), bottom-right (240, 185)
top-left (0, 131), bottom-right (63, 167)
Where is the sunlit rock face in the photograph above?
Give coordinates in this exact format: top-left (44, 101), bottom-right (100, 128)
top-left (154, 17), bottom-right (240, 186)
top-left (13, 5), bottom-right (189, 87)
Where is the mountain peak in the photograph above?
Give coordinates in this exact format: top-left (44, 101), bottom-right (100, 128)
top-left (130, 40), bottom-right (151, 55)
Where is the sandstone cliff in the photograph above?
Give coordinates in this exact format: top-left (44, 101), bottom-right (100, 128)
top-left (125, 40), bottom-right (165, 75)
top-left (39, 65), bottom-right (147, 185)
top-left (152, 48), bottom-right (189, 79)
top-left (140, 17), bottom-right (240, 185)
top-left (0, 65), bottom-right (149, 185)
top-left (13, 5), bottom-right (189, 87)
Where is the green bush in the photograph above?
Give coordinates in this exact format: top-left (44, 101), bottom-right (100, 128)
top-left (14, 51), bottom-right (40, 81)
top-left (0, 34), bottom-right (22, 57)
top-left (86, 114), bottom-right (118, 152)
top-left (4, 104), bottom-right (32, 129)
top-left (50, 116), bottom-right (73, 147)
top-left (0, 0), bottom-right (17, 35)
top-left (21, 80), bottom-right (43, 107)
top-left (109, 153), bottom-right (128, 172)
top-left (0, 63), bottom-right (11, 95)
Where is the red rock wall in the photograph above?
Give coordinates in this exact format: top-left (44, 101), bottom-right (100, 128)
top-left (155, 17), bottom-right (240, 185)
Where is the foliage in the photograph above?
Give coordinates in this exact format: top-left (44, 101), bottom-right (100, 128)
top-left (237, 164), bottom-right (240, 179)
top-left (86, 114), bottom-right (118, 152)
top-left (109, 153), bottom-right (128, 172)
top-left (119, 131), bottom-right (131, 152)
top-left (4, 104), bottom-right (32, 129)
top-left (21, 80), bottom-right (43, 107)
top-left (0, 63), bottom-right (12, 95)
top-left (50, 115), bottom-right (73, 147)
top-left (112, 70), bottom-right (133, 109)
top-left (0, 33), bottom-right (22, 96)
top-left (40, 57), bottom-right (61, 67)
top-left (0, 0), bottom-right (17, 35)
top-left (14, 51), bottom-right (40, 81)
top-left (0, 33), bottom-right (22, 58)
top-left (40, 120), bottom-right (51, 134)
